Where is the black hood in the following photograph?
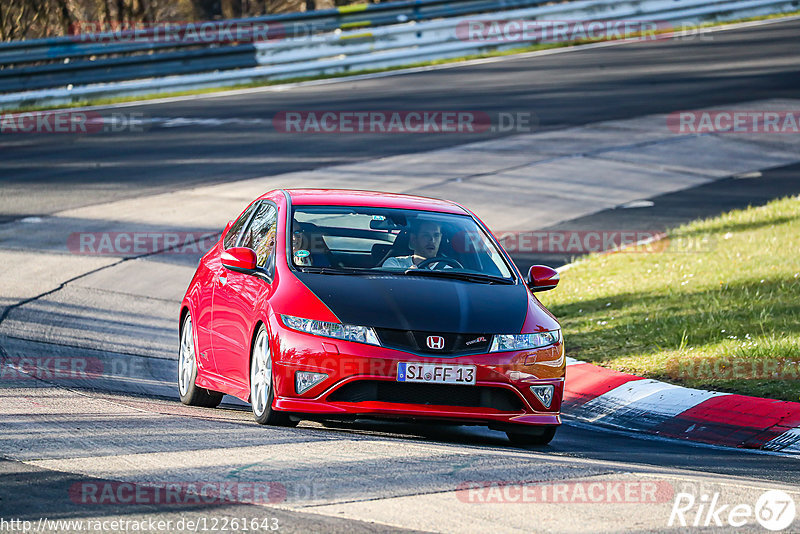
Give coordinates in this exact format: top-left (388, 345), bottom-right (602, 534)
top-left (294, 272), bottom-right (529, 334)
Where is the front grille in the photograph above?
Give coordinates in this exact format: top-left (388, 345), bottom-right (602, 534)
top-left (328, 380), bottom-right (524, 412)
top-left (374, 328), bottom-right (491, 355)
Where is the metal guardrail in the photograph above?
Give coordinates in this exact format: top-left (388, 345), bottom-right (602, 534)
top-left (0, 0), bottom-right (556, 95)
top-left (0, 0), bottom-right (797, 109)
top-left (0, 45), bottom-right (259, 94)
top-left (0, 0), bottom-right (546, 66)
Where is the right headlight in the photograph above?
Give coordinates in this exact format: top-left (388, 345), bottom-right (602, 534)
top-left (281, 315), bottom-right (381, 346)
top-left (489, 329), bottom-right (561, 352)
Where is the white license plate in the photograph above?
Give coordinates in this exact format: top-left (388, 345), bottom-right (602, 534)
top-left (396, 363), bottom-right (476, 385)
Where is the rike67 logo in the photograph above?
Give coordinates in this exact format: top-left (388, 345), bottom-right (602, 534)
top-left (669, 490), bottom-right (796, 531)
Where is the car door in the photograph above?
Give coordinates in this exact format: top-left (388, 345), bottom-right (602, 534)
top-left (211, 201), bottom-right (278, 387)
top-left (197, 201), bottom-right (259, 371)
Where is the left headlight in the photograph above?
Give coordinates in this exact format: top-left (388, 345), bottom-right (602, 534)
top-left (489, 329), bottom-right (561, 352)
top-left (281, 315), bottom-right (381, 346)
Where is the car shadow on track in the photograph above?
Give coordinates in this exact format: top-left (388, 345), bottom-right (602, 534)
top-left (296, 417), bottom-right (553, 450)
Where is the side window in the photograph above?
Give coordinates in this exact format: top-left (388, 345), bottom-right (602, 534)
top-left (240, 204), bottom-right (279, 272)
top-left (224, 202), bottom-right (258, 249)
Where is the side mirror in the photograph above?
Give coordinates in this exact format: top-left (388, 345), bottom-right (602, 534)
top-left (526, 265), bottom-right (559, 292)
top-left (221, 247), bottom-right (257, 273)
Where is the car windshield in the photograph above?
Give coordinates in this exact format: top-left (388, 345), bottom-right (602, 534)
top-left (290, 205), bottom-right (514, 281)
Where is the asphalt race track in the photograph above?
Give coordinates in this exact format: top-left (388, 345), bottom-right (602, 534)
top-left (1, 17), bottom-right (800, 533)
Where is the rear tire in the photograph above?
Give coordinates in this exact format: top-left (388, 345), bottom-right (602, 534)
top-left (250, 325), bottom-right (298, 427)
top-left (506, 425), bottom-right (557, 446)
top-left (178, 313), bottom-right (223, 408)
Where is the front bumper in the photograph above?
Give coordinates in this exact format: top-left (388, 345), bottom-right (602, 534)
top-left (270, 320), bottom-right (565, 428)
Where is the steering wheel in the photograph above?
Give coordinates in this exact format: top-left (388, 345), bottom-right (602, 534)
top-left (416, 257), bottom-right (464, 270)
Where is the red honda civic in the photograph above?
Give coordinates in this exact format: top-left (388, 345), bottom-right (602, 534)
top-left (179, 189), bottom-right (564, 445)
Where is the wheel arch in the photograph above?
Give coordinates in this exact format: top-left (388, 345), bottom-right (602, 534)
top-left (247, 318), bottom-right (268, 403)
top-left (179, 305), bottom-right (190, 335)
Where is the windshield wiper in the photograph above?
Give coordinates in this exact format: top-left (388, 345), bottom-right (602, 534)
top-left (295, 266), bottom-right (349, 275)
top-left (296, 266), bottom-right (375, 275)
top-left (401, 269), bottom-right (514, 284)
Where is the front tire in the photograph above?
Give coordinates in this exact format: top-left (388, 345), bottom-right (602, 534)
top-left (178, 313), bottom-right (223, 408)
top-left (506, 425), bottom-right (557, 446)
top-left (250, 326), bottom-right (297, 427)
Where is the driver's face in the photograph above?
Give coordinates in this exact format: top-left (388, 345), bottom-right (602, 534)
top-left (292, 224), bottom-right (304, 250)
top-left (410, 222), bottom-right (442, 259)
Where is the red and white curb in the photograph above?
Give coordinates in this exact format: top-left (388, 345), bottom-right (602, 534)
top-left (562, 357), bottom-right (800, 454)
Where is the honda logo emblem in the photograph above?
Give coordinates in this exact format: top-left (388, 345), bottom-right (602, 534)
top-left (426, 335), bottom-right (445, 350)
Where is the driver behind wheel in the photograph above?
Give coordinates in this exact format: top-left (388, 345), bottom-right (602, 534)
top-left (293, 222), bottom-right (332, 267)
top-left (383, 220), bottom-right (450, 269)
